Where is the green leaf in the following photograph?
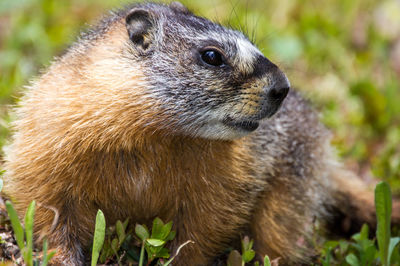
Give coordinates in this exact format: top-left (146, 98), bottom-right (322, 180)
top-left (242, 236), bottom-right (250, 253)
top-left (241, 236), bottom-right (252, 252)
top-left (240, 236), bottom-right (255, 263)
top-left (5, 201), bottom-right (24, 251)
top-left (159, 221), bottom-right (172, 240)
top-left (111, 238), bottom-right (119, 254)
top-left (345, 253), bottom-right (360, 266)
top-left (264, 255), bottom-right (271, 266)
top-left (166, 230), bottom-right (176, 241)
top-left (242, 250), bottom-right (255, 263)
top-left (360, 224), bottom-right (369, 241)
top-left (248, 239), bottom-right (254, 250)
top-left (339, 241), bottom-right (349, 254)
top-left (388, 237), bottom-right (400, 264)
top-left (135, 224), bottom-right (149, 241)
top-left (227, 250), bottom-right (242, 266)
top-left (156, 247), bottom-right (170, 258)
top-left (40, 241), bottom-right (57, 266)
top-left (91, 210), bottom-right (106, 266)
top-left (323, 240), bottom-right (340, 255)
top-left (364, 244), bottom-right (378, 265)
top-left (151, 217), bottom-right (164, 239)
top-left (42, 239), bottom-right (49, 266)
top-left (24, 200), bottom-right (35, 266)
top-left (321, 248), bottom-right (331, 266)
top-left (46, 251), bottom-right (57, 264)
top-left (116, 220), bottom-right (125, 245)
top-left (375, 181), bottom-right (392, 266)
top-left (139, 239), bottom-right (145, 266)
top-left (352, 232), bottom-right (361, 242)
top-left (146, 238), bottom-right (165, 247)
top-left (145, 244), bottom-right (158, 262)
top-left (41, 239), bottom-right (56, 266)
top-left (122, 218), bottom-right (130, 231)
top-left (99, 240), bottom-right (110, 264)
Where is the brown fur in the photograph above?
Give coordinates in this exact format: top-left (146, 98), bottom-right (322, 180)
top-left (2, 2), bottom-right (399, 265)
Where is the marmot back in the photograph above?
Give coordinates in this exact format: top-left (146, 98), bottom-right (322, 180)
top-left (3, 2), bottom-right (398, 265)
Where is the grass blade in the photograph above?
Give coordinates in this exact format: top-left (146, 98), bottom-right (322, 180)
top-left (375, 182), bottom-right (392, 266)
top-left (42, 239), bottom-right (49, 266)
top-left (41, 239), bottom-right (56, 266)
top-left (264, 255), bottom-right (271, 266)
top-left (116, 220), bottom-right (125, 245)
top-left (91, 210), bottom-right (106, 266)
top-left (388, 237), bottom-right (400, 264)
top-left (46, 251), bottom-right (57, 264)
top-left (138, 240), bottom-right (145, 266)
top-left (24, 200), bottom-right (35, 266)
top-left (5, 200), bottom-right (24, 251)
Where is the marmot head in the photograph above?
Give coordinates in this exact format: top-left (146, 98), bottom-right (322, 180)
top-left (73, 2), bottom-right (290, 142)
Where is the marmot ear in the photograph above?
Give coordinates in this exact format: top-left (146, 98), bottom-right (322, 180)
top-left (169, 2), bottom-right (190, 14)
top-left (125, 8), bottom-right (155, 51)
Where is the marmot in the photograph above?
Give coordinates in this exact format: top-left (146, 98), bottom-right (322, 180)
top-left (2, 2), bottom-right (399, 265)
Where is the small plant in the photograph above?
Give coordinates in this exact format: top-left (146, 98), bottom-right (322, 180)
top-left (98, 218), bottom-right (131, 265)
top-left (375, 182), bottom-right (400, 266)
top-left (320, 181), bottom-right (400, 265)
top-left (135, 217), bottom-right (192, 266)
top-left (91, 210), bottom-right (106, 266)
top-left (227, 236), bottom-right (272, 266)
top-left (263, 255), bottom-right (272, 266)
top-left (91, 216), bottom-right (192, 265)
top-left (5, 200), bottom-right (56, 266)
top-left (241, 236), bottom-right (256, 264)
top-left (346, 224), bottom-right (378, 265)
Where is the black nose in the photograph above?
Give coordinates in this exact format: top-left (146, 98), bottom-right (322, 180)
top-left (265, 70), bottom-right (290, 104)
top-left (267, 85), bottom-right (289, 103)
top-left (252, 55), bottom-right (290, 104)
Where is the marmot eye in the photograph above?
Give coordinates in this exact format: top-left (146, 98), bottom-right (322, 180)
top-left (201, 49), bottom-right (224, 66)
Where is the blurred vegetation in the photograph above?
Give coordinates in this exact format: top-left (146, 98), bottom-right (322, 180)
top-left (1, 0), bottom-right (399, 192)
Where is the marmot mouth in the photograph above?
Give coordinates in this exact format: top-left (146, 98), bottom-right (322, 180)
top-left (222, 117), bottom-right (259, 132)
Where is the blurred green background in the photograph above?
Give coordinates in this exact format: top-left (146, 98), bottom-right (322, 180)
top-left (0, 0), bottom-right (399, 192)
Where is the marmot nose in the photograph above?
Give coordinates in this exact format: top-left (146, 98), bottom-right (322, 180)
top-left (267, 85), bottom-right (289, 103)
top-left (252, 55), bottom-right (290, 104)
top-left (265, 70), bottom-right (290, 104)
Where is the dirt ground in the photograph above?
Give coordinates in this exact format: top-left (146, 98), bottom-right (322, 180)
top-left (0, 195), bottom-right (22, 264)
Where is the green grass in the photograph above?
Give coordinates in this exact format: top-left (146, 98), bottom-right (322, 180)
top-left (5, 200), bottom-right (56, 266)
top-left (5, 182), bottom-right (399, 265)
top-left (318, 182), bottom-right (400, 266)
